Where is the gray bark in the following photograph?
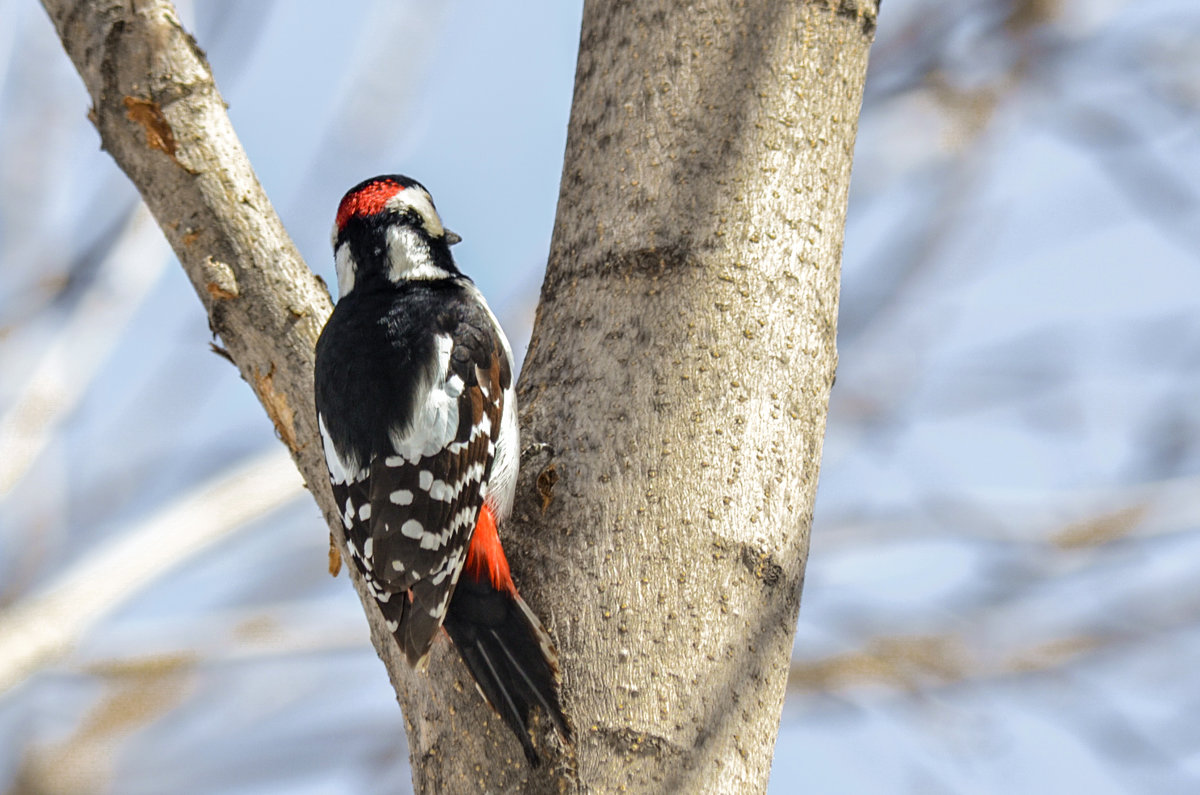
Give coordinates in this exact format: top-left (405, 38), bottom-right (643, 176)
top-left (40, 0), bottom-right (876, 792)
top-left (497, 3), bottom-right (876, 792)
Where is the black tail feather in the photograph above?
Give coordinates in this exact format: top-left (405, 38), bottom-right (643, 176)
top-left (443, 577), bottom-right (570, 765)
top-left (487, 625), bottom-right (570, 738)
top-left (456, 630), bottom-right (539, 764)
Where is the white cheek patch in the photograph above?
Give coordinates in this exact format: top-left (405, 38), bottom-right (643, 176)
top-left (385, 226), bottom-right (451, 282)
top-left (334, 242), bottom-right (357, 297)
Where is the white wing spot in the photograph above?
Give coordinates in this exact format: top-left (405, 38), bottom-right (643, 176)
top-left (430, 545), bottom-right (466, 586)
top-left (392, 560), bottom-right (406, 572)
top-left (412, 505), bottom-right (476, 553)
top-left (428, 589), bottom-right (453, 619)
top-left (385, 619), bottom-right (399, 633)
top-left (455, 505), bottom-right (477, 531)
top-left (363, 537), bottom-right (373, 558)
top-left (426, 462), bottom-right (486, 504)
top-left (419, 471), bottom-right (433, 490)
top-left (474, 414), bottom-right (492, 440)
top-left (401, 519), bottom-right (425, 539)
top-left (390, 489), bottom-right (414, 505)
top-left (358, 503), bottom-right (371, 521)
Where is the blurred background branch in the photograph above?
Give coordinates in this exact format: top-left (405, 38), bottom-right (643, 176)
top-left (0, 206), bottom-right (165, 498)
top-left (0, 451), bottom-right (302, 695)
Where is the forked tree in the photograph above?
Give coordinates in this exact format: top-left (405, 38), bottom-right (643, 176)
top-left (41, 0), bottom-right (877, 791)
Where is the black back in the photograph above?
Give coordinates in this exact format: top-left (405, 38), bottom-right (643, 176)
top-left (315, 277), bottom-right (493, 465)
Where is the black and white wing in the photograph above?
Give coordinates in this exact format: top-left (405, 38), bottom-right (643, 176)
top-left (326, 308), bottom-right (511, 667)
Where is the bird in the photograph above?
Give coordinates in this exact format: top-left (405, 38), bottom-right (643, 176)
top-left (313, 175), bottom-right (569, 764)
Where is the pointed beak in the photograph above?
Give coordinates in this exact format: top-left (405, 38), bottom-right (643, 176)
top-left (443, 229), bottom-right (463, 246)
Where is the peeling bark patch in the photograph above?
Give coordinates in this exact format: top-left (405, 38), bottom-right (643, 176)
top-left (123, 96), bottom-right (177, 157)
top-left (204, 258), bottom-right (239, 300)
top-left (253, 364), bottom-right (299, 452)
top-left (328, 534), bottom-right (343, 576)
top-left (536, 463), bottom-right (559, 513)
top-left (740, 546), bottom-right (783, 588)
top-left (205, 282), bottom-right (237, 300)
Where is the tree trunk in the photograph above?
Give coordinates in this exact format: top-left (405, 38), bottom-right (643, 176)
top-left (40, 0), bottom-right (876, 792)
top-left (408, 1), bottom-right (877, 791)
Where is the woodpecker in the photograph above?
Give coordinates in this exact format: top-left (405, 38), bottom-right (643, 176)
top-left (314, 175), bottom-right (569, 764)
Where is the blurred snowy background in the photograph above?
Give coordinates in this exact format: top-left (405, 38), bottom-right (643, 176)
top-left (1, 0), bottom-right (1198, 792)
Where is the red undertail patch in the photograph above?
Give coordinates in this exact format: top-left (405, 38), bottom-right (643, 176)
top-left (464, 503), bottom-right (517, 596)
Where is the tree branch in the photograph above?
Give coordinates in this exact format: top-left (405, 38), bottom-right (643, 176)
top-left (37, 0), bottom-right (422, 764)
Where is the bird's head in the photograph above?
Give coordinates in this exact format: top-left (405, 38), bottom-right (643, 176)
top-left (330, 175), bottom-right (462, 297)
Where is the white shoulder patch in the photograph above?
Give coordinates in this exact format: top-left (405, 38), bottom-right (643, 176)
top-left (389, 334), bottom-right (459, 459)
top-left (319, 413), bottom-right (364, 484)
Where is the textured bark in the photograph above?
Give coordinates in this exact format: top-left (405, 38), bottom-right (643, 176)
top-left (42, 0), bottom-right (876, 792)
